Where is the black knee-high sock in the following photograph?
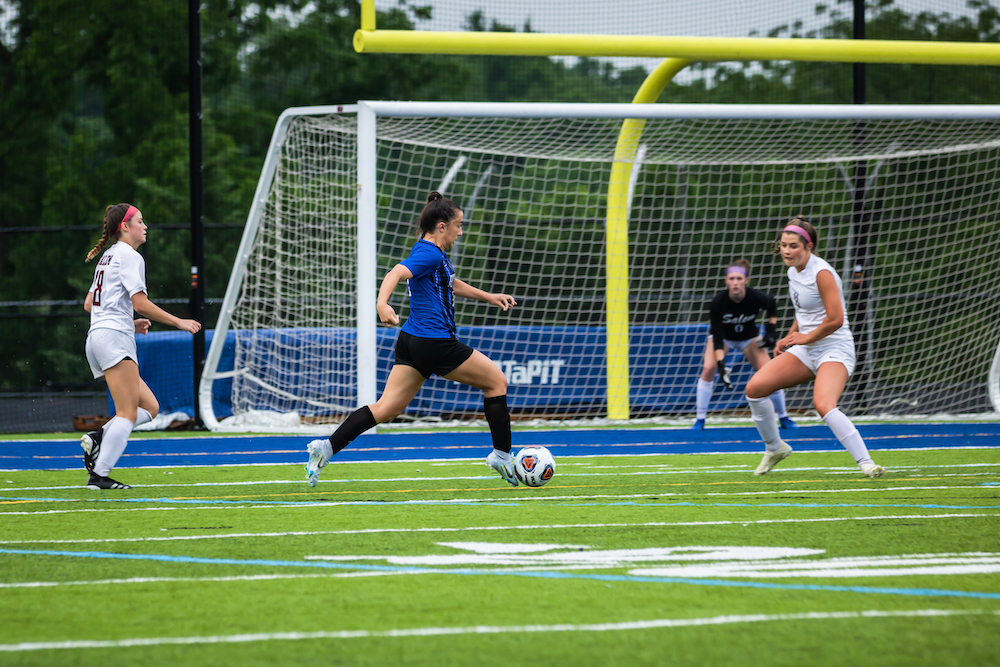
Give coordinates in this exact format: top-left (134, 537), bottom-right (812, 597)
top-left (483, 395), bottom-right (511, 453)
top-left (329, 406), bottom-right (377, 455)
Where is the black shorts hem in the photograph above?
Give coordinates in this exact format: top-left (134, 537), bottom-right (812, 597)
top-left (395, 331), bottom-right (475, 379)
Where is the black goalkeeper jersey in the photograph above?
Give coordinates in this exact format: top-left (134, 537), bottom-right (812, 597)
top-left (708, 287), bottom-right (778, 351)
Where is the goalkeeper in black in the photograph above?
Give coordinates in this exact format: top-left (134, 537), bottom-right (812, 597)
top-left (691, 259), bottom-right (796, 430)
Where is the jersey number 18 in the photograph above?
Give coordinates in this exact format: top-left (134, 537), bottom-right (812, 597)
top-left (93, 270), bottom-right (105, 306)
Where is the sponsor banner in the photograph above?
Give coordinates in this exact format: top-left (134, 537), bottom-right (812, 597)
top-left (130, 325), bottom-right (757, 419)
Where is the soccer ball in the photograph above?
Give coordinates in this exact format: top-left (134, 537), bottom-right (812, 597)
top-left (513, 446), bottom-right (556, 487)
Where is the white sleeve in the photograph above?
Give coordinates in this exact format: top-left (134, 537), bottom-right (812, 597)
top-left (120, 253), bottom-right (147, 297)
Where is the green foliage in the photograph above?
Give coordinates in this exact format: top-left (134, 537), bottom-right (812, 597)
top-left (3, 0), bottom-right (1000, 391)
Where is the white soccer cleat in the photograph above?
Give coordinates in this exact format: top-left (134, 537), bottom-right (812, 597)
top-left (861, 462), bottom-right (886, 478)
top-left (305, 439), bottom-right (333, 487)
top-left (754, 441), bottom-right (793, 476)
top-left (486, 449), bottom-right (518, 487)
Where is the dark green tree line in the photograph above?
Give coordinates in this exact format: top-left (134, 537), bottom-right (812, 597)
top-left (1, 0), bottom-right (998, 391)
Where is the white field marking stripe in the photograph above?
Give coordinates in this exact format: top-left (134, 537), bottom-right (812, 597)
top-left (4, 461), bottom-right (999, 492)
top-left (636, 564), bottom-right (1000, 579)
top-left (0, 484), bottom-right (988, 503)
top-left (671, 565), bottom-right (1000, 578)
top-left (0, 609), bottom-right (988, 652)
top-left (1, 490), bottom-right (996, 519)
top-left (0, 488), bottom-right (996, 517)
top-left (7, 463), bottom-right (1000, 500)
top-left (1, 513), bottom-right (996, 545)
top-left (0, 507), bottom-right (245, 516)
top-left (1, 443), bottom-right (997, 476)
top-left (0, 572), bottom-right (416, 589)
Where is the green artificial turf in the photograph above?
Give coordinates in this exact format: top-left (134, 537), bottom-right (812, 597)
top-left (1, 448), bottom-right (998, 666)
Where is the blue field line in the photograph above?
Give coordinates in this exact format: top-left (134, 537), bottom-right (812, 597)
top-left (2, 547), bottom-right (999, 601)
top-left (2, 423), bottom-right (1000, 471)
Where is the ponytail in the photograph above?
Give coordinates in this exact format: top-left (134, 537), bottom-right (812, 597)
top-left (417, 192), bottom-right (461, 238)
top-left (86, 203), bottom-right (131, 262)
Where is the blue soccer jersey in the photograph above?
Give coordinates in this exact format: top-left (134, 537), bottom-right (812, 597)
top-left (399, 239), bottom-right (456, 338)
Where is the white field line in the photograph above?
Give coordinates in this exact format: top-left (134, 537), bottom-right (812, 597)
top-left (638, 564), bottom-right (1000, 578)
top-left (5, 552), bottom-right (1000, 589)
top-left (0, 513), bottom-right (996, 545)
top-left (3, 459), bottom-right (999, 491)
top-left (0, 572), bottom-right (413, 589)
top-left (0, 483), bottom-right (971, 499)
top-left (1, 468), bottom-right (992, 491)
top-left (2, 444), bottom-right (999, 476)
top-left (0, 483), bottom-right (995, 509)
top-left (1, 487), bottom-right (997, 517)
top-left (0, 609), bottom-right (991, 653)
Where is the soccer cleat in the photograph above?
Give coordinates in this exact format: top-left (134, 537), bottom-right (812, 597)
top-left (81, 429), bottom-right (103, 474)
top-left (86, 473), bottom-right (131, 490)
top-left (305, 439), bottom-right (333, 487)
top-left (861, 462), bottom-right (886, 478)
top-left (779, 416), bottom-right (798, 430)
top-left (690, 419), bottom-right (706, 431)
top-left (754, 441), bottom-right (793, 476)
top-left (486, 449), bottom-right (518, 487)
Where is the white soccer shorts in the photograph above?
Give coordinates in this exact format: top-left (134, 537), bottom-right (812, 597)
top-left (85, 328), bottom-right (138, 379)
top-left (785, 336), bottom-right (856, 377)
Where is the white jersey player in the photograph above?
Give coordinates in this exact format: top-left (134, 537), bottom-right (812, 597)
top-left (81, 203), bottom-right (201, 489)
top-left (743, 215), bottom-right (885, 478)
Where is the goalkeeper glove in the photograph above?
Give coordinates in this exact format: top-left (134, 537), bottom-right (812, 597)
top-left (717, 360), bottom-right (733, 390)
top-left (761, 322), bottom-right (778, 348)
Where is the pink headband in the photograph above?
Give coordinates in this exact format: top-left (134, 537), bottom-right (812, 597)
top-left (726, 266), bottom-right (748, 278)
top-left (117, 205), bottom-right (138, 234)
top-left (783, 224), bottom-right (813, 245)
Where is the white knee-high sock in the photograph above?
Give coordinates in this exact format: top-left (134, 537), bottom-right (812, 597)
top-left (103, 409), bottom-right (150, 436)
top-left (769, 389), bottom-right (788, 418)
top-left (695, 379), bottom-right (714, 419)
top-left (822, 408), bottom-right (872, 466)
top-left (134, 407), bottom-right (152, 427)
top-left (747, 395), bottom-right (781, 451)
top-left (94, 416), bottom-right (133, 477)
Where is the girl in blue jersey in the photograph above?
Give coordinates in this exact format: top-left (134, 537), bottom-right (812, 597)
top-left (306, 192), bottom-right (520, 486)
top-left (745, 216), bottom-right (884, 478)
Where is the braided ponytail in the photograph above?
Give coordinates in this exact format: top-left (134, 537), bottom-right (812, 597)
top-left (86, 203), bottom-right (130, 262)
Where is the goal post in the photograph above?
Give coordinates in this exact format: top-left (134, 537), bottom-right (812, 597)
top-left (200, 102), bottom-right (1000, 431)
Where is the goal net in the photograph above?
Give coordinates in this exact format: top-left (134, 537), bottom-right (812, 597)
top-left (200, 102), bottom-right (1000, 431)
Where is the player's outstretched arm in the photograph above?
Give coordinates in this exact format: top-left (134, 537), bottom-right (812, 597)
top-left (131, 292), bottom-right (201, 334)
top-left (453, 279), bottom-right (517, 311)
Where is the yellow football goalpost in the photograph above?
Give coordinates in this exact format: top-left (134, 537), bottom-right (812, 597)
top-left (354, 0), bottom-right (1000, 419)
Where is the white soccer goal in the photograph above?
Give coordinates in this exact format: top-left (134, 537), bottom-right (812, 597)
top-left (200, 101), bottom-right (1000, 432)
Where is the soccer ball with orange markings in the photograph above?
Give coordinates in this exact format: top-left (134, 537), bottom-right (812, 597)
top-left (513, 446), bottom-right (556, 487)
